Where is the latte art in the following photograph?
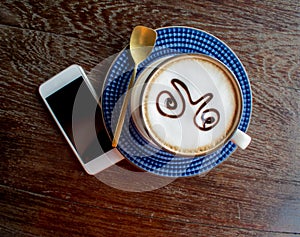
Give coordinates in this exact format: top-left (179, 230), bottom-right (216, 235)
top-left (156, 79), bottom-right (220, 131)
top-left (136, 54), bottom-right (243, 156)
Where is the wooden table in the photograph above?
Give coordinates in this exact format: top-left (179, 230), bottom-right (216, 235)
top-left (1, 1), bottom-right (299, 236)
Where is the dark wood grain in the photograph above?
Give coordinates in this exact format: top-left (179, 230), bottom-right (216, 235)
top-left (1, 0), bottom-right (299, 90)
top-left (1, 0), bottom-right (299, 236)
top-left (3, 187), bottom-right (299, 237)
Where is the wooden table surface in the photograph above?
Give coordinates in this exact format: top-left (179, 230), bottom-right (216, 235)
top-left (1, 1), bottom-right (299, 236)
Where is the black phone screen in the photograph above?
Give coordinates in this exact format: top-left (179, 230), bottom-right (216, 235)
top-left (46, 76), bottom-right (111, 164)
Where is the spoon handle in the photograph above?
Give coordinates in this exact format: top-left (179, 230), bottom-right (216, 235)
top-left (112, 66), bottom-right (137, 147)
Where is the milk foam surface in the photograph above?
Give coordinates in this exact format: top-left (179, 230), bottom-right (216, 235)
top-left (141, 55), bottom-right (241, 156)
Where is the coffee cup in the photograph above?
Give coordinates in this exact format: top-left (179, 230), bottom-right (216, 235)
top-left (131, 53), bottom-right (251, 157)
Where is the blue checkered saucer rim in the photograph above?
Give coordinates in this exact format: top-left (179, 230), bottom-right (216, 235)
top-left (101, 26), bottom-right (252, 177)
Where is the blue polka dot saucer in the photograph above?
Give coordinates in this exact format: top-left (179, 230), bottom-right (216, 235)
top-left (101, 26), bottom-right (252, 177)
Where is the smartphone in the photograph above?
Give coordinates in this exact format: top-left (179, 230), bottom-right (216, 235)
top-left (39, 65), bottom-right (123, 175)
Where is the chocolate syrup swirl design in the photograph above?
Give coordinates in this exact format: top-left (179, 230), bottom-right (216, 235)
top-left (156, 79), bottom-right (220, 131)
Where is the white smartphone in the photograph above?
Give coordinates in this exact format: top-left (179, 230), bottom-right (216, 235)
top-left (39, 65), bottom-right (123, 175)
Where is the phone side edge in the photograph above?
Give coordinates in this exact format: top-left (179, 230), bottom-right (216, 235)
top-left (84, 148), bottom-right (124, 175)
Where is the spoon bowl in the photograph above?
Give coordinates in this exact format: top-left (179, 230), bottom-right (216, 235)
top-left (130, 26), bottom-right (157, 64)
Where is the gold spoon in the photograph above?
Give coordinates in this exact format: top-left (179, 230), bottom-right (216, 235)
top-left (112, 26), bottom-right (157, 147)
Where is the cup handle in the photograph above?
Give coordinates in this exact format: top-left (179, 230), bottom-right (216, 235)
top-left (230, 129), bottom-right (251, 149)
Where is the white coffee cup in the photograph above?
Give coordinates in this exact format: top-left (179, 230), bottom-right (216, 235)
top-left (131, 54), bottom-right (251, 157)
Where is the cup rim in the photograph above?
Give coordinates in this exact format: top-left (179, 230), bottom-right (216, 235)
top-left (135, 53), bottom-right (243, 157)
